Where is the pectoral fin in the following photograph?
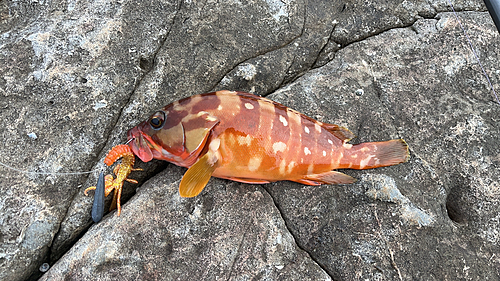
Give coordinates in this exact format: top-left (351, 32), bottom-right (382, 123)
top-left (179, 153), bottom-right (219, 197)
top-left (294, 171), bottom-right (356, 185)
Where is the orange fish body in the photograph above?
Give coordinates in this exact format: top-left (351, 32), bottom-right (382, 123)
top-left (127, 90), bottom-right (409, 197)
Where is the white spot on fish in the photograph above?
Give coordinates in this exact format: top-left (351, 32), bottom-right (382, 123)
top-left (304, 147), bottom-right (311, 155)
top-left (307, 163), bottom-right (314, 174)
top-left (248, 156), bottom-right (262, 172)
top-left (279, 115), bottom-right (288, 127)
top-left (359, 155), bottom-right (373, 168)
top-left (361, 147), bottom-right (370, 152)
top-left (217, 105), bottom-right (223, 110)
top-left (205, 115), bottom-right (217, 122)
top-left (322, 151), bottom-right (326, 157)
top-left (209, 138), bottom-right (221, 151)
top-left (287, 161), bottom-right (296, 174)
top-left (244, 103), bottom-right (254, 110)
top-left (237, 135), bottom-right (252, 146)
top-left (279, 159), bottom-right (286, 175)
top-left (343, 143), bottom-right (353, 149)
top-left (272, 141), bottom-right (287, 153)
top-left (315, 122), bottom-right (322, 133)
top-left (304, 127), bottom-right (310, 134)
top-left (328, 139), bottom-right (333, 145)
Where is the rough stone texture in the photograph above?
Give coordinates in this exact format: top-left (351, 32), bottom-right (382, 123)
top-left (0, 0), bottom-right (499, 280)
top-left (39, 165), bottom-right (331, 281)
top-left (264, 11), bottom-right (500, 280)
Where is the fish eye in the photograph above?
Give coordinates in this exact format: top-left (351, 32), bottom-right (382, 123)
top-left (149, 111), bottom-right (166, 130)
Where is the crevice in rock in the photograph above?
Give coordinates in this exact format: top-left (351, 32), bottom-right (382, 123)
top-left (372, 77), bottom-right (384, 100)
top-left (311, 20), bottom-right (338, 69)
top-left (276, 1), bottom-right (308, 89)
top-left (261, 185), bottom-right (339, 281)
top-left (26, 251), bottom-right (50, 281)
top-left (209, 30), bottom-right (305, 95)
top-left (118, 0), bottom-right (184, 109)
top-left (292, 8), bottom-right (485, 88)
top-left (212, 6), bottom-right (483, 99)
top-left (47, 0), bottom-right (185, 270)
top-left (210, 0), bottom-right (307, 95)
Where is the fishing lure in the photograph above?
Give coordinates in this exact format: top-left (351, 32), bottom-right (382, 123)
top-left (85, 144), bottom-right (142, 216)
top-left (91, 172), bottom-right (105, 222)
top-left (126, 90), bottom-right (409, 198)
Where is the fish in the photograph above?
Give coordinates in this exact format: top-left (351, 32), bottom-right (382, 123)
top-left (126, 90), bottom-right (410, 198)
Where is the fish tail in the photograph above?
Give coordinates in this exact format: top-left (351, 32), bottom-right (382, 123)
top-left (339, 139), bottom-right (409, 170)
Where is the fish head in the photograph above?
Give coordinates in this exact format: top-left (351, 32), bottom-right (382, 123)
top-left (127, 107), bottom-right (220, 167)
top-left (127, 110), bottom-right (187, 164)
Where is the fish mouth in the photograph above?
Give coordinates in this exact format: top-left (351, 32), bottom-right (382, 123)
top-left (127, 127), bottom-right (154, 162)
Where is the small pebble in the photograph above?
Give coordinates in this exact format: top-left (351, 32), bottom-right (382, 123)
top-left (39, 262), bottom-right (50, 272)
top-left (27, 132), bottom-right (37, 140)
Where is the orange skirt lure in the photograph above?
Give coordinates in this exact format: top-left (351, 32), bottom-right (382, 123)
top-left (85, 144), bottom-right (142, 216)
top-left (103, 144), bottom-right (134, 166)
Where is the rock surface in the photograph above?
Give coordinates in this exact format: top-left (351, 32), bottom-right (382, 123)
top-left (0, 0), bottom-right (499, 280)
top-left (40, 165), bottom-right (331, 280)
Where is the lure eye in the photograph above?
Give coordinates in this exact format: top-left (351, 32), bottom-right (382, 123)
top-left (149, 111), bottom-right (166, 130)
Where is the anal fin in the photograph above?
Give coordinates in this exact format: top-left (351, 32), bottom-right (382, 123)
top-left (294, 171), bottom-right (356, 185)
top-left (293, 178), bottom-right (322, 186)
top-left (179, 153), bottom-right (218, 197)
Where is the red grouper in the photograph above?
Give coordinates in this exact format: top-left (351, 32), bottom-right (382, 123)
top-left (127, 90), bottom-right (410, 197)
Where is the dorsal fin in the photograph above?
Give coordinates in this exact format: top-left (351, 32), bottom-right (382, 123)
top-left (234, 91), bottom-right (262, 99)
top-left (322, 123), bottom-right (356, 142)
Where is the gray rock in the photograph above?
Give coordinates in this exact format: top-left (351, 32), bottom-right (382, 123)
top-left (1, 0), bottom-right (179, 279)
top-left (265, 11), bottom-right (500, 280)
top-left (0, 0), bottom-right (498, 280)
top-left (40, 166), bottom-right (331, 281)
top-left (50, 0), bottom-right (304, 263)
